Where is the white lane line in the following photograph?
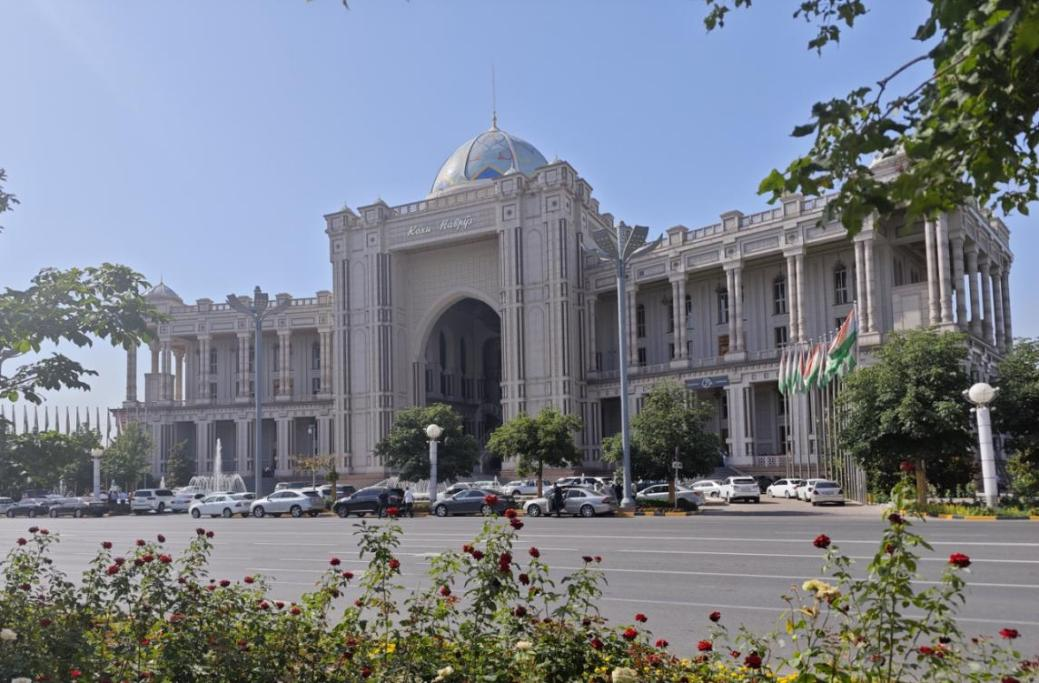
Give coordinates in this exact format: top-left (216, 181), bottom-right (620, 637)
top-left (611, 549), bottom-right (1039, 564)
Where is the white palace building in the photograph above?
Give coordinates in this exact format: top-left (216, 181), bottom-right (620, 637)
top-left (116, 122), bottom-right (1014, 485)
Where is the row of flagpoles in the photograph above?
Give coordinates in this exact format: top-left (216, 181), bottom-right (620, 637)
top-left (777, 304), bottom-right (867, 503)
top-left (0, 404), bottom-right (120, 446)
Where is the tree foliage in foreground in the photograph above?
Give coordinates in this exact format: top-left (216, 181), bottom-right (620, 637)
top-left (164, 439), bottom-right (194, 489)
top-left (0, 427), bottom-right (100, 497)
top-left (704, 1), bottom-right (1039, 233)
top-left (103, 422), bottom-right (152, 492)
top-left (994, 338), bottom-right (1039, 468)
top-left (485, 407), bottom-right (582, 495)
top-left (838, 329), bottom-right (974, 502)
top-left (602, 382), bottom-right (721, 482)
top-left (374, 403), bottom-right (480, 482)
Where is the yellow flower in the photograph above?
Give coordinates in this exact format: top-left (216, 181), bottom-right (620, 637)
top-left (515, 640), bottom-right (533, 651)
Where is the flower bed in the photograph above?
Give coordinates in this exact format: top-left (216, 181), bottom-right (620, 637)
top-left (922, 502), bottom-right (1038, 518)
top-left (0, 484), bottom-right (1034, 682)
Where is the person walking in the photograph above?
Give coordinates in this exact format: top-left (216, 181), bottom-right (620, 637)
top-left (403, 487), bottom-right (415, 518)
top-left (377, 489), bottom-right (389, 518)
top-left (551, 484), bottom-right (564, 518)
top-left (612, 480), bottom-right (623, 505)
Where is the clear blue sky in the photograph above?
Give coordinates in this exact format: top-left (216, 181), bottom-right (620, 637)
top-left (1, 0), bottom-right (1035, 421)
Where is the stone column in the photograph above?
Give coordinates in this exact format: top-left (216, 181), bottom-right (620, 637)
top-left (966, 244), bottom-right (981, 335)
top-left (235, 419), bottom-right (250, 474)
top-left (795, 253), bottom-right (807, 342)
top-left (733, 264), bottom-right (745, 353)
top-left (236, 332), bottom-right (250, 401)
top-left (675, 278), bottom-right (688, 359)
top-left (196, 336), bottom-right (210, 403)
top-left (150, 342), bottom-right (159, 374)
top-left (670, 279), bottom-right (682, 358)
top-left (1001, 267), bottom-right (1013, 347)
top-left (125, 343), bottom-right (138, 402)
top-left (725, 268), bottom-right (737, 352)
top-left (587, 296), bottom-right (599, 371)
top-left (628, 284), bottom-right (639, 364)
top-left (992, 263), bottom-right (1005, 351)
top-left (173, 349), bottom-right (184, 402)
top-left (277, 330), bottom-right (291, 399)
top-left (726, 382), bottom-right (749, 465)
top-left (951, 235), bottom-right (967, 328)
top-left (864, 238), bottom-right (877, 335)
top-left (318, 416), bottom-right (331, 456)
top-left (276, 417), bottom-right (291, 475)
top-left (854, 241), bottom-right (868, 332)
top-left (196, 421), bottom-right (211, 475)
top-left (979, 252), bottom-right (994, 345)
top-left (319, 329), bottom-right (332, 394)
top-left (924, 219), bottom-right (940, 325)
top-left (786, 255), bottom-right (799, 342)
top-left (936, 215), bottom-right (954, 324)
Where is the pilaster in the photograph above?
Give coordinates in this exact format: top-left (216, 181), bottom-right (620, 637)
top-left (951, 235), bottom-right (967, 329)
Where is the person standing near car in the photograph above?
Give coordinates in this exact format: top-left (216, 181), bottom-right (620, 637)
top-left (403, 487), bottom-right (415, 518)
top-left (377, 489), bottom-right (389, 518)
top-left (551, 484), bottom-right (564, 518)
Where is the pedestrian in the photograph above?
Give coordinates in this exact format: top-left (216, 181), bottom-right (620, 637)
top-left (613, 481), bottom-right (623, 505)
top-left (551, 484), bottom-right (564, 518)
top-left (377, 489), bottom-right (389, 518)
top-left (403, 487), bottom-right (415, 518)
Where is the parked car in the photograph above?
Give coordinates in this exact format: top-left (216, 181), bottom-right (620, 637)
top-left (47, 497), bottom-right (97, 518)
top-left (171, 491), bottom-right (207, 513)
top-left (332, 487), bottom-right (404, 518)
top-left (130, 489), bottom-right (176, 514)
top-left (502, 480), bottom-right (550, 497)
top-left (720, 476), bottom-right (761, 503)
top-left (687, 479), bottom-right (724, 501)
top-left (524, 487), bottom-right (615, 518)
top-left (753, 475), bottom-right (776, 493)
top-left (805, 480), bottom-right (845, 506)
top-left (250, 490), bottom-right (325, 518)
top-left (231, 492), bottom-right (256, 502)
top-left (796, 479), bottom-right (828, 501)
top-left (0, 497), bottom-right (16, 515)
top-left (191, 493), bottom-right (252, 518)
top-left (436, 483), bottom-right (472, 501)
top-left (635, 484), bottom-right (704, 511)
top-left (274, 481), bottom-right (310, 491)
top-left (5, 497), bottom-right (53, 518)
top-left (766, 478), bottom-right (806, 499)
top-left (554, 476), bottom-right (609, 490)
top-left (431, 489), bottom-right (514, 517)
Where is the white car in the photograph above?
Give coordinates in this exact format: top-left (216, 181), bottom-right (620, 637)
top-left (720, 477), bottom-right (760, 503)
top-left (687, 479), bottom-right (724, 501)
top-left (636, 484), bottom-right (705, 510)
top-left (523, 487), bottom-right (615, 518)
top-left (502, 480), bottom-right (550, 497)
top-left (796, 478), bottom-right (828, 501)
top-left (190, 493), bottom-right (251, 518)
top-left (171, 491), bottom-right (206, 513)
top-left (766, 478), bottom-right (806, 499)
top-left (130, 488), bottom-right (176, 514)
top-left (250, 490), bottom-right (324, 518)
top-left (554, 476), bottom-right (609, 490)
top-left (805, 480), bottom-right (845, 506)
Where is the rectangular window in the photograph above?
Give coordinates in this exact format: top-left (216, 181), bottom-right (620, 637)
top-left (834, 267), bottom-right (849, 305)
top-left (272, 379), bottom-right (281, 396)
top-left (685, 294), bottom-right (693, 316)
top-left (717, 289), bottom-right (729, 324)
top-left (668, 343), bottom-right (675, 359)
top-left (636, 304), bottom-right (646, 338)
top-left (311, 344), bottom-right (320, 370)
top-left (718, 334), bottom-right (730, 356)
top-left (720, 394), bottom-right (728, 420)
top-left (594, 351), bottom-right (602, 371)
top-left (208, 382), bottom-right (217, 400)
top-left (835, 317), bottom-right (844, 331)
top-left (665, 298), bottom-right (674, 333)
top-left (312, 377), bottom-right (320, 395)
top-left (686, 339), bottom-right (694, 358)
top-left (637, 347), bottom-right (647, 366)
top-left (773, 278), bottom-right (788, 315)
top-left (209, 348), bottom-right (217, 375)
top-left (774, 326), bottom-right (788, 348)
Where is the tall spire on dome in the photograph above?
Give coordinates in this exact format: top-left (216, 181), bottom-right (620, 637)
top-left (491, 64), bottom-right (498, 130)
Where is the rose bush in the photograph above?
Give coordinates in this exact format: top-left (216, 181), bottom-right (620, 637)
top-left (0, 480), bottom-right (1032, 681)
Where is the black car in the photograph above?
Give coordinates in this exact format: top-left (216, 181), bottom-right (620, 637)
top-left (5, 497), bottom-right (53, 518)
top-left (48, 497), bottom-right (110, 518)
top-left (332, 487), bottom-right (404, 517)
top-left (431, 488), bottom-right (515, 517)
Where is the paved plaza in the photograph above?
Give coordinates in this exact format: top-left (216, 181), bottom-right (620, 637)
top-left (2, 502), bottom-right (1037, 657)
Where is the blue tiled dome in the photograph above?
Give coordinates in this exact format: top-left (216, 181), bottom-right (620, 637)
top-left (430, 125), bottom-right (548, 197)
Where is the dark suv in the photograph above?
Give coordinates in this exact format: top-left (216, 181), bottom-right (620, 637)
top-left (332, 487), bottom-right (403, 517)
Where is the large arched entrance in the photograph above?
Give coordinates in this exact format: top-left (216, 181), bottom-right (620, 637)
top-left (422, 298), bottom-right (502, 472)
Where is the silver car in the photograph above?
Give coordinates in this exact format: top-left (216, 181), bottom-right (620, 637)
top-left (250, 490), bottom-right (324, 518)
top-left (636, 484), bottom-right (705, 510)
top-left (524, 487), bottom-right (615, 518)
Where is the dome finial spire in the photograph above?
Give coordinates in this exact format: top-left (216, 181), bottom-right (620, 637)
top-left (490, 64), bottom-right (498, 130)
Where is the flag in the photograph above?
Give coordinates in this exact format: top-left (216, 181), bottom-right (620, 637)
top-left (778, 346), bottom-right (789, 395)
top-left (825, 306), bottom-right (859, 381)
top-left (815, 342), bottom-right (831, 388)
top-left (803, 344), bottom-right (823, 391)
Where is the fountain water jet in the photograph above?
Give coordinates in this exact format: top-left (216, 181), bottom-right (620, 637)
top-left (186, 439), bottom-right (247, 493)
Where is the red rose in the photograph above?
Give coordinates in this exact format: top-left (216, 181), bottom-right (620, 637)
top-left (156, 534), bottom-right (165, 543)
top-left (462, 544), bottom-right (474, 554)
top-left (514, 605), bottom-right (527, 617)
top-left (899, 461), bottom-right (915, 473)
top-left (1002, 677), bottom-right (1021, 683)
top-left (114, 557), bottom-right (126, 566)
top-left (510, 518), bottom-right (524, 530)
top-left (354, 598), bottom-right (364, 607)
top-left (361, 666), bottom-right (372, 678)
top-left (730, 650), bottom-right (741, 659)
top-left (106, 565), bottom-right (119, 575)
top-left (709, 610), bottom-right (721, 622)
top-left (949, 552), bottom-right (971, 568)
top-left (39, 529), bottom-right (48, 535)
top-left (291, 606), bottom-right (301, 615)
top-left (622, 627), bottom-right (638, 640)
top-left (16, 538), bottom-right (26, 546)
top-left (885, 543), bottom-right (896, 554)
top-left (385, 506), bottom-right (400, 518)
top-left (134, 558), bottom-right (144, 567)
top-left (483, 494), bottom-right (499, 507)
top-left (18, 582), bottom-right (30, 591)
top-left (159, 554), bottom-right (172, 564)
top-left (70, 669), bottom-right (81, 679)
top-left (141, 554), bottom-right (154, 563)
top-left (504, 508), bottom-right (517, 518)
top-left (919, 646), bottom-right (935, 655)
top-left (388, 558), bottom-right (400, 570)
top-left (583, 555), bottom-right (594, 563)
top-left (529, 546), bottom-right (540, 558)
top-left (635, 613), bottom-right (648, 623)
top-left (697, 640), bottom-right (713, 652)
top-left (102, 541), bottom-right (112, 550)
top-left (342, 571), bottom-right (354, 580)
top-left (28, 526), bottom-right (38, 533)
top-left (258, 600), bottom-right (270, 610)
top-left (439, 585), bottom-right (451, 597)
top-left (1000, 628), bottom-right (1020, 640)
top-left (275, 600), bottom-right (284, 609)
top-left (888, 513), bottom-right (904, 525)
top-left (139, 637), bottom-right (150, 646)
top-left (470, 550), bottom-right (484, 561)
top-left (136, 539), bottom-right (146, 547)
top-left (590, 637), bottom-right (604, 650)
top-left (244, 575), bottom-right (255, 584)
top-left (39, 618), bottom-right (51, 627)
top-left (519, 573), bottom-right (530, 585)
top-left (329, 557), bottom-right (341, 566)
top-left (206, 530), bottom-right (214, 538)
top-left (195, 528), bottom-right (206, 536)
top-left (219, 579), bottom-right (230, 587)
top-left (655, 639), bottom-right (669, 648)
top-left (813, 534), bottom-right (831, 549)
top-left (594, 556), bottom-right (602, 563)
top-left (744, 652), bottom-right (762, 669)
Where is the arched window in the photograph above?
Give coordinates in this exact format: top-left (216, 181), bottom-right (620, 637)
top-left (438, 332), bottom-right (447, 369)
top-left (773, 276), bottom-right (787, 315)
top-left (833, 262), bottom-right (849, 305)
top-left (311, 342), bottom-right (320, 370)
top-left (636, 304), bottom-right (646, 338)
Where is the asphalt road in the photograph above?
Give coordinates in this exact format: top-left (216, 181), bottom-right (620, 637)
top-left (2, 498), bottom-right (1037, 658)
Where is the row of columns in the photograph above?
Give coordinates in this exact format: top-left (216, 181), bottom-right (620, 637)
top-left (192, 416), bottom-right (333, 476)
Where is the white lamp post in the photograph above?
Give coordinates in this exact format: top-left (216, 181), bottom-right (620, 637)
top-left (91, 448), bottom-right (103, 500)
top-left (963, 382), bottom-right (1000, 509)
top-left (426, 423), bottom-right (443, 504)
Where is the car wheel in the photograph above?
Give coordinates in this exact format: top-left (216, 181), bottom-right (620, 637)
top-left (811, 501), bottom-right (818, 506)
top-left (290, 505), bottom-right (303, 518)
top-left (527, 504), bottom-right (542, 518)
top-left (156, 503), bottom-right (166, 514)
top-left (73, 509), bottom-right (83, 518)
top-left (5, 510), bottom-right (13, 518)
top-left (434, 505), bottom-right (448, 517)
top-left (191, 508), bottom-right (201, 518)
top-left (480, 504), bottom-right (493, 516)
top-left (222, 508), bottom-right (232, 518)
top-left (28, 509), bottom-right (37, 518)
top-left (49, 509), bottom-right (58, 518)
top-left (579, 504), bottom-right (595, 518)
top-left (253, 506), bottom-right (266, 518)
top-left (677, 498), bottom-right (691, 511)
top-left (336, 506), bottom-right (349, 518)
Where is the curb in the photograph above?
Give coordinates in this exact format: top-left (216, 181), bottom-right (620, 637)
top-left (929, 513), bottom-right (1037, 522)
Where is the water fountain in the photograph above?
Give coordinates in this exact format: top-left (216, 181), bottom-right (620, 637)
top-left (185, 439), bottom-right (248, 493)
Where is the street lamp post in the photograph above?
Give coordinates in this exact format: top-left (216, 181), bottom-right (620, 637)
top-left (426, 424), bottom-right (443, 505)
top-left (227, 287), bottom-right (290, 496)
top-left (91, 448), bottom-right (103, 500)
top-left (590, 222), bottom-right (661, 509)
top-left (963, 382), bottom-right (1000, 509)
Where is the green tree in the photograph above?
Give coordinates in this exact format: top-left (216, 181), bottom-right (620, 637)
top-left (839, 329), bottom-right (974, 505)
top-left (0, 428), bottom-right (99, 497)
top-left (103, 422), bottom-right (152, 492)
top-left (602, 382), bottom-right (721, 488)
top-left (1007, 451), bottom-right (1039, 502)
top-left (374, 403), bottom-right (479, 482)
top-left (994, 338), bottom-right (1039, 467)
top-left (703, 2), bottom-right (1039, 233)
top-left (164, 439), bottom-right (194, 488)
top-left (296, 454), bottom-right (334, 489)
top-left (485, 407), bottom-right (583, 497)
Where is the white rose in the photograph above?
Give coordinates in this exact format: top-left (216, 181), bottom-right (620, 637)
top-left (0, 628), bottom-right (16, 642)
top-left (432, 665), bottom-right (454, 682)
top-left (515, 640), bottom-right (533, 651)
top-left (13, 678), bottom-right (33, 683)
top-left (612, 667), bottom-right (638, 683)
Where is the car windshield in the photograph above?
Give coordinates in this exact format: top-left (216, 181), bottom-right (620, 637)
top-left (732, 478), bottom-right (757, 484)
top-left (302, 491), bottom-right (320, 497)
top-left (815, 481), bottom-right (839, 488)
